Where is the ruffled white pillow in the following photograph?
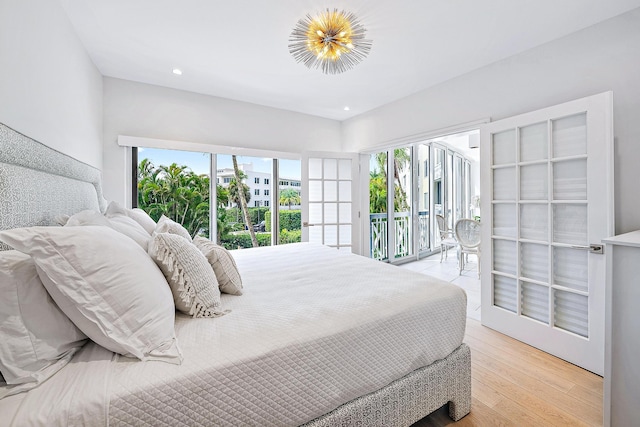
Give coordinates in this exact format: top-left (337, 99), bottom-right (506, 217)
top-left (148, 233), bottom-right (228, 318)
top-left (0, 251), bottom-right (87, 398)
top-left (0, 226), bottom-right (182, 365)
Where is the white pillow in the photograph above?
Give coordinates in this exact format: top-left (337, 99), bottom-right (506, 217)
top-left (0, 251), bottom-right (87, 398)
top-left (193, 237), bottom-right (243, 295)
top-left (0, 226), bottom-right (182, 365)
top-left (67, 209), bottom-right (150, 251)
top-left (155, 215), bottom-right (192, 241)
top-left (130, 208), bottom-right (157, 235)
top-left (148, 233), bottom-right (228, 318)
top-left (105, 202), bottom-right (153, 249)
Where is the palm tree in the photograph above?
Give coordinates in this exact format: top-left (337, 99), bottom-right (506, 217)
top-left (279, 189), bottom-right (301, 209)
top-left (231, 155), bottom-right (258, 248)
top-left (372, 149), bottom-right (410, 212)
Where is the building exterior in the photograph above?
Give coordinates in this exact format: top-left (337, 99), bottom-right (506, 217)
top-left (216, 163), bottom-right (301, 208)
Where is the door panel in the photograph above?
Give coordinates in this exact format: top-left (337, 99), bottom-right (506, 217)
top-left (302, 153), bottom-right (359, 253)
top-left (480, 92), bottom-right (613, 375)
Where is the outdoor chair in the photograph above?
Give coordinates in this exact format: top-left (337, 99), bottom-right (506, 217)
top-left (454, 218), bottom-right (481, 277)
top-left (436, 214), bottom-right (458, 262)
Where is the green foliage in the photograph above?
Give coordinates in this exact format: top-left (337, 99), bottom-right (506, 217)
top-left (138, 159), bottom-right (220, 239)
top-left (264, 210), bottom-right (301, 232)
top-left (220, 232), bottom-right (271, 250)
top-left (369, 149), bottom-right (411, 213)
top-left (279, 229), bottom-right (301, 244)
top-left (279, 188), bottom-right (301, 209)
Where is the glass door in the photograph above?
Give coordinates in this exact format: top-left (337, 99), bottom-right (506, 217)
top-left (417, 144), bottom-right (431, 256)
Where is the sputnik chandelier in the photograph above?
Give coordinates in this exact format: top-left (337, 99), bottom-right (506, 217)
top-left (288, 8), bottom-right (372, 75)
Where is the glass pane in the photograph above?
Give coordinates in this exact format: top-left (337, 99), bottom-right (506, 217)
top-left (493, 167), bottom-right (516, 200)
top-left (324, 203), bottom-right (337, 223)
top-left (553, 159), bottom-right (587, 200)
top-left (520, 242), bottom-right (549, 282)
top-left (554, 290), bottom-right (588, 338)
top-left (323, 158), bottom-right (337, 180)
top-left (339, 225), bottom-right (351, 245)
top-left (446, 152), bottom-right (453, 229)
top-left (309, 180), bottom-right (322, 202)
top-left (520, 122), bottom-right (548, 162)
top-left (418, 144), bottom-right (430, 252)
top-left (552, 113), bottom-right (587, 158)
top-left (493, 239), bottom-right (517, 275)
top-left (323, 181), bottom-right (337, 201)
top-left (454, 156), bottom-right (463, 225)
top-left (139, 148), bottom-right (211, 238)
top-left (309, 226), bottom-right (322, 244)
top-left (493, 204), bottom-right (516, 238)
top-left (309, 203), bottom-right (322, 223)
top-left (521, 282), bottom-right (549, 324)
top-left (338, 181), bottom-right (351, 202)
top-left (553, 247), bottom-right (588, 292)
top-left (433, 147), bottom-right (445, 216)
top-left (338, 159), bottom-right (351, 179)
top-left (520, 204), bottom-right (548, 242)
top-left (278, 158), bottom-right (302, 245)
top-left (493, 129), bottom-right (516, 166)
top-left (324, 225), bottom-right (338, 245)
top-left (553, 204), bottom-right (587, 245)
top-left (309, 158), bottom-right (322, 179)
top-left (520, 164), bottom-right (548, 200)
top-left (369, 152), bottom-right (387, 260)
top-left (338, 203), bottom-right (351, 223)
top-left (394, 147), bottom-right (413, 258)
top-left (494, 275), bottom-right (517, 313)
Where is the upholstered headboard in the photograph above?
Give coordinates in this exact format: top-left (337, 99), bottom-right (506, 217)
top-left (0, 123), bottom-right (108, 250)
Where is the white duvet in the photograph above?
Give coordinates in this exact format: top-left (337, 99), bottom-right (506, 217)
top-left (1, 243), bottom-right (467, 426)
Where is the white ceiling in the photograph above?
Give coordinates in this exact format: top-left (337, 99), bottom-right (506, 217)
top-left (60, 0), bottom-right (640, 121)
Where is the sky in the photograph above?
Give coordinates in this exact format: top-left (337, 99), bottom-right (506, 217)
top-left (138, 147), bottom-right (301, 180)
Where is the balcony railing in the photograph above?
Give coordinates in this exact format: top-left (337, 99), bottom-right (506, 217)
top-left (370, 211), bottom-right (430, 260)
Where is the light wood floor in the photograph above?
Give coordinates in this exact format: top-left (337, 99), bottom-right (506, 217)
top-left (413, 318), bottom-right (603, 427)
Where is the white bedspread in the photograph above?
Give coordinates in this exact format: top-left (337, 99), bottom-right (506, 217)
top-left (1, 243), bottom-right (467, 427)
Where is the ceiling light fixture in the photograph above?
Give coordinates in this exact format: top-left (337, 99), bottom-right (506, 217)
top-left (288, 8), bottom-right (372, 75)
top-left (172, 68), bottom-right (182, 75)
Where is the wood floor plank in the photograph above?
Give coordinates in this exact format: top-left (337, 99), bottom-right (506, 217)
top-left (465, 319), bottom-right (603, 394)
top-left (413, 318), bottom-right (603, 426)
top-left (470, 349), bottom-right (601, 426)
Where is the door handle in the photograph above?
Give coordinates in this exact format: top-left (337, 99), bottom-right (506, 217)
top-left (570, 244), bottom-right (604, 254)
top-left (303, 222), bottom-right (316, 227)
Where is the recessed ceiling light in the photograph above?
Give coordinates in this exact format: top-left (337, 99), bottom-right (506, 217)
top-left (343, 106), bottom-right (350, 111)
top-left (172, 68), bottom-right (183, 75)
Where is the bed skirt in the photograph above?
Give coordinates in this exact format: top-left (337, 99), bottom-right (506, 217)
top-left (304, 343), bottom-right (471, 427)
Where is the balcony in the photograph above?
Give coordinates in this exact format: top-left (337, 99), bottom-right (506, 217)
top-left (370, 211), bottom-right (430, 260)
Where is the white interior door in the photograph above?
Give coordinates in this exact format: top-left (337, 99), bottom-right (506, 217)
top-left (480, 92), bottom-right (613, 375)
top-left (302, 152), bottom-right (359, 254)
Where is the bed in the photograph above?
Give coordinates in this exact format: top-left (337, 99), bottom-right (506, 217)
top-left (0, 122), bottom-right (471, 426)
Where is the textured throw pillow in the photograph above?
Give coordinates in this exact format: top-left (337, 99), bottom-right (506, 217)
top-left (0, 226), bottom-right (182, 365)
top-left (193, 237), bottom-right (243, 295)
top-left (155, 215), bottom-right (192, 241)
top-left (0, 251), bottom-right (87, 398)
top-left (66, 209), bottom-right (150, 251)
top-left (148, 233), bottom-right (228, 318)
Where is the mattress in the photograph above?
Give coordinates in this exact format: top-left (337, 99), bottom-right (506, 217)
top-left (2, 243), bottom-right (467, 426)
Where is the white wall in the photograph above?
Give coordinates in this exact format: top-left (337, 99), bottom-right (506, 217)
top-left (0, 0), bottom-right (103, 168)
top-left (103, 78), bottom-right (341, 203)
top-left (342, 8), bottom-right (640, 234)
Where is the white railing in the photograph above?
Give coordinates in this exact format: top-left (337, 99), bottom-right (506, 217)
top-left (370, 212), bottom-right (430, 260)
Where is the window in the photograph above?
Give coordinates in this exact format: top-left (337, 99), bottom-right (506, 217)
top-left (254, 177), bottom-right (260, 184)
top-left (264, 178), bottom-right (270, 185)
top-left (254, 201), bottom-right (260, 207)
top-left (254, 189), bottom-right (260, 196)
top-left (223, 177), bottom-right (231, 183)
top-left (264, 189), bottom-right (270, 196)
top-left (265, 201), bottom-right (269, 207)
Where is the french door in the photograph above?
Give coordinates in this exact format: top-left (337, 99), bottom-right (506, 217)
top-left (301, 152), bottom-right (359, 253)
top-left (480, 92), bottom-right (613, 375)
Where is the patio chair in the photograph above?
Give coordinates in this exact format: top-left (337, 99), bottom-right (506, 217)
top-left (454, 218), bottom-right (481, 277)
top-left (436, 214), bottom-right (458, 262)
